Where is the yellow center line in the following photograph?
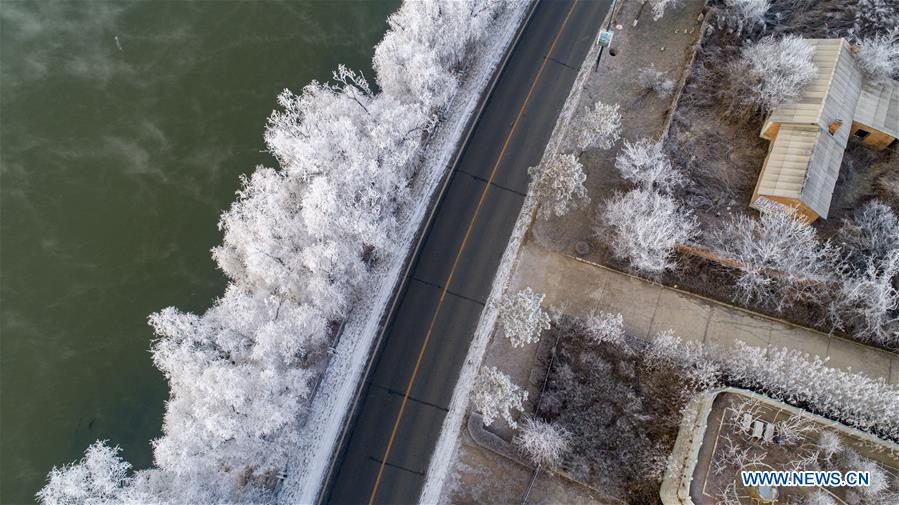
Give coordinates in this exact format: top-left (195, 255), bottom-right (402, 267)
top-left (366, 2), bottom-right (580, 503)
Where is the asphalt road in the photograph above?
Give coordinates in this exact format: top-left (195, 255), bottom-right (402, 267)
top-left (323, 1), bottom-right (610, 503)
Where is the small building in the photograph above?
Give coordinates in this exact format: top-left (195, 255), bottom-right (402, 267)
top-left (752, 39), bottom-right (899, 222)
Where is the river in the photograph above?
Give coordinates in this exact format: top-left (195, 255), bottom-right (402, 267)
top-left (0, 1), bottom-right (398, 502)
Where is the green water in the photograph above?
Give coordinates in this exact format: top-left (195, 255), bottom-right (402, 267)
top-left (0, 1), bottom-right (398, 502)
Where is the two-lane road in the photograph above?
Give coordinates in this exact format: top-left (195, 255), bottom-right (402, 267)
top-left (324, 1), bottom-right (610, 503)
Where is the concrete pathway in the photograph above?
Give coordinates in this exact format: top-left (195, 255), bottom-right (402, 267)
top-left (516, 243), bottom-right (899, 384)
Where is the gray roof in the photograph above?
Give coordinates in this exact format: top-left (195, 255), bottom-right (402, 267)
top-left (765, 39), bottom-right (862, 142)
top-left (800, 127), bottom-right (844, 217)
top-left (757, 38), bottom-right (897, 219)
top-left (855, 78), bottom-right (899, 138)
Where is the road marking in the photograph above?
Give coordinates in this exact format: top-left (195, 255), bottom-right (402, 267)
top-left (366, 2), bottom-right (580, 503)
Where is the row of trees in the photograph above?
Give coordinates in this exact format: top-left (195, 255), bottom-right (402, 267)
top-left (708, 201), bottom-right (899, 347)
top-left (472, 286), bottom-right (551, 427)
top-left (39, 1), bottom-right (516, 503)
top-left (528, 99), bottom-right (621, 221)
top-left (471, 286), bottom-right (573, 471)
top-left (648, 330), bottom-right (899, 439)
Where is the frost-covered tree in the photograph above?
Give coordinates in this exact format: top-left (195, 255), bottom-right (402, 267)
top-left (472, 366), bottom-right (528, 428)
top-left (637, 68), bottom-right (675, 97)
top-left (648, 0), bottom-right (682, 21)
top-left (855, 31), bottom-right (899, 82)
top-left (711, 202), bottom-right (837, 312)
top-left (583, 311), bottom-right (625, 346)
top-left (148, 286), bottom-right (325, 480)
top-left (600, 188), bottom-right (698, 273)
top-left (723, 342), bottom-right (899, 439)
top-left (835, 200), bottom-right (899, 269)
top-left (817, 431), bottom-right (843, 462)
top-left (717, 0), bottom-right (770, 34)
top-left (721, 35), bottom-right (817, 118)
top-left (574, 101), bottom-right (620, 152)
top-left (528, 153), bottom-right (589, 219)
top-left (373, 1), bottom-right (509, 109)
top-left (37, 441), bottom-right (132, 505)
top-left (831, 250), bottom-right (899, 347)
top-left (827, 202), bottom-right (899, 345)
top-left (775, 414), bottom-right (819, 445)
top-left (513, 417), bottom-right (570, 468)
top-left (614, 138), bottom-right (685, 191)
top-left (496, 287), bottom-right (551, 347)
top-left (218, 67), bottom-right (429, 320)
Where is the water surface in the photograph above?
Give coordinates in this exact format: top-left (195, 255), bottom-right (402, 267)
top-left (0, 2), bottom-right (398, 502)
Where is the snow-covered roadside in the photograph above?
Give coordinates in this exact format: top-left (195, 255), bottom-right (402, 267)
top-left (276, 3), bottom-right (533, 503)
top-left (417, 14), bottom-right (609, 505)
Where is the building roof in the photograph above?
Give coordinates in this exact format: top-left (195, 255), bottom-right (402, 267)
top-left (765, 39), bottom-right (862, 145)
top-left (800, 126), bottom-right (844, 217)
top-left (756, 124), bottom-right (818, 200)
top-left (855, 78), bottom-right (899, 138)
top-left (757, 38), bottom-right (898, 219)
top-left (755, 124), bottom-right (845, 218)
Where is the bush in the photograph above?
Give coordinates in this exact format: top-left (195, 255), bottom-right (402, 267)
top-left (614, 138), bottom-right (685, 191)
top-left (513, 417), bottom-right (570, 468)
top-left (854, 30), bottom-right (899, 82)
top-left (720, 35), bottom-right (817, 119)
top-left (648, 0), bottom-right (682, 21)
top-left (853, 0), bottom-right (899, 37)
top-left (600, 188), bottom-right (698, 273)
top-left (574, 101), bottom-right (621, 152)
top-left (717, 0), bottom-right (770, 34)
top-left (637, 68), bottom-right (675, 97)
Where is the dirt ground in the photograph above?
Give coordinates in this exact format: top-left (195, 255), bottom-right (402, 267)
top-left (532, 0), bottom-right (710, 256)
top-left (442, 426), bottom-right (612, 505)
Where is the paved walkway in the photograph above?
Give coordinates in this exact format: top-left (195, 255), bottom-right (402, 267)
top-left (515, 243), bottom-right (899, 384)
